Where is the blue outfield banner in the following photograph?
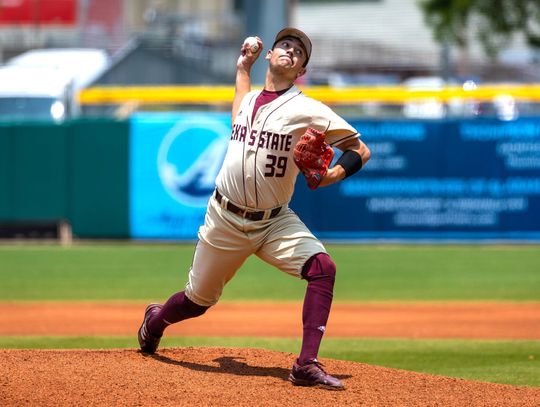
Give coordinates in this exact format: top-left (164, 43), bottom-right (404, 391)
top-left (130, 112), bottom-right (231, 239)
top-left (291, 118), bottom-right (540, 241)
top-left (130, 113), bottom-right (540, 241)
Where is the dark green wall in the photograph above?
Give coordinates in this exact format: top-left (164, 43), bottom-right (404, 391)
top-left (69, 119), bottom-right (129, 237)
top-left (14, 123), bottom-right (69, 221)
top-left (0, 124), bottom-right (13, 219)
top-left (0, 119), bottom-right (130, 237)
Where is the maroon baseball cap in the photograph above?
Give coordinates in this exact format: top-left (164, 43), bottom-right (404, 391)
top-left (273, 27), bottom-right (312, 66)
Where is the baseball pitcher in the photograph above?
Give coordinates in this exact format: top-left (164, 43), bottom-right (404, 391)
top-left (139, 27), bottom-right (371, 390)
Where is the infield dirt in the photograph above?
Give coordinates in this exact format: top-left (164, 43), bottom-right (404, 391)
top-left (1, 301), bottom-right (539, 406)
top-left (1, 301), bottom-right (539, 338)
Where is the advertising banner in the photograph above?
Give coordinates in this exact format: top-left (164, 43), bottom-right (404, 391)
top-left (130, 112), bottom-right (230, 239)
top-left (130, 113), bottom-right (540, 241)
top-left (291, 118), bottom-right (540, 241)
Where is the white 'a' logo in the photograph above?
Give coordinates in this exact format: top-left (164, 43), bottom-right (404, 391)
top-left (157, 116), bottom-right (229, 207)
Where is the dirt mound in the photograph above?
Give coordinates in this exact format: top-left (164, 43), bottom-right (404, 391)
top-left (2, 347), bottom-right (539, 406)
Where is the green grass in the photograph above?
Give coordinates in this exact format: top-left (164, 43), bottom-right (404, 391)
top-left (1, 243), bottom-right (539, 387)
top-left (0, 243), bottom-right (539, 301)
top-left (1, 336), bottom-right (538, 387)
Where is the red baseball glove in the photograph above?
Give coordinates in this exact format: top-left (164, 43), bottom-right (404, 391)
top-left (293, 127), bottom-right (334, 190)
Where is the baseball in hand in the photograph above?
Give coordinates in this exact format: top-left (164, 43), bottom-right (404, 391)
top-left (244, 36), bottom-right (259, 53)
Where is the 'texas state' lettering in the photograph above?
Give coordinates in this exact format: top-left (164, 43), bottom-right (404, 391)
top-left (231, 124), bottom-right (293, 152)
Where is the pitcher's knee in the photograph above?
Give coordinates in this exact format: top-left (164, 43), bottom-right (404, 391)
top-left (301, 252), bottom-right (336, 281)
top-left (185, 283), bottom-right (221, 308)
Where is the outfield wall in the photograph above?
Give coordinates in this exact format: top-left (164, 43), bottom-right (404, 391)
top-left (1, 115), bottom-right (539, 241)
top-left (0, 119), bottom-right (130, 238)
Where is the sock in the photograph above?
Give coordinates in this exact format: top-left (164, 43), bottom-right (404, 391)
top-left (148, 291), bottom-right (209, 336)
top-left (298, 253), bottom-right (336, 366)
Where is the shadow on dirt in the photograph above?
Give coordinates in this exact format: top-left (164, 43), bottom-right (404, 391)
top-left (150, 353), bottom-right (352, 382)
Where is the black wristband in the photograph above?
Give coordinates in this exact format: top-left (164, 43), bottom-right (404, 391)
top-left (336, 150), bottom-right (363, 178)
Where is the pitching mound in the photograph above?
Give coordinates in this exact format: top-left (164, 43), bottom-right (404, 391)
top-left (2, 347), bottom-right (539, 406)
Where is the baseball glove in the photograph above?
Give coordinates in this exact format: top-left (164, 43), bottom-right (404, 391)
top-left (293, 127), bottom-right (334, 190)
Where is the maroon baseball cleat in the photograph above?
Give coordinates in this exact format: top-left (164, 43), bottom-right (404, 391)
top-left (137, 303), bottom-right (163, 354)
top-left (289, 360), bottom-right (344, 390)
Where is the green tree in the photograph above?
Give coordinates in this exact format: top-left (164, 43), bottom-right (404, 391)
top-left (419, 0), bottom-right (540, 57)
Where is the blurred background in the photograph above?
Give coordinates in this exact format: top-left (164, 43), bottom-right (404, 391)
top-left (1, 0), bottom-right (540, 119)
top-left (0, 0), bottom-right (539, 243)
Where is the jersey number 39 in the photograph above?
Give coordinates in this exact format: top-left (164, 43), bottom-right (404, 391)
top-left (265, 154), bottom-right (287, 177)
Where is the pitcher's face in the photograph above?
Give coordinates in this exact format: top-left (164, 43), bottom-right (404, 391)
top-left (266, 37), bottom-right (307, 79)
